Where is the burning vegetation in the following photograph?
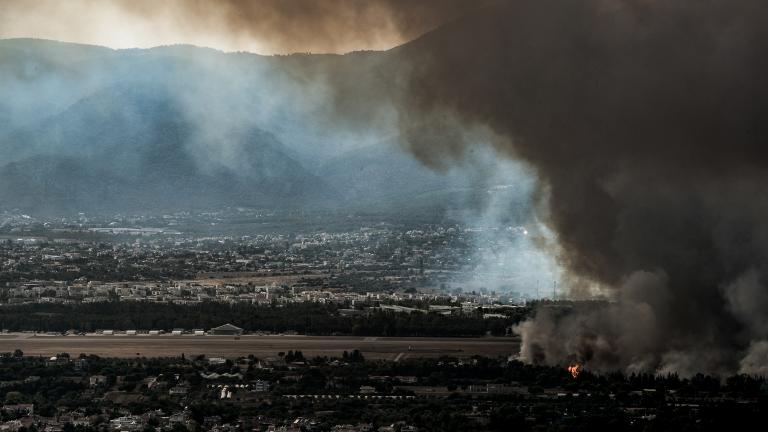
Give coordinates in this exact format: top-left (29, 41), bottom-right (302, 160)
top-left (568, 363), bottom-right (582, 379)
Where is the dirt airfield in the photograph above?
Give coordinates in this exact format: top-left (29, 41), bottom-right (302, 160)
top-left (0, 334), bottom-right (519, 360)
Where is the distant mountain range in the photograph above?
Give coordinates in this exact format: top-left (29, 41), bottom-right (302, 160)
top-left (0, 15), bottom-right (531, 217)
top-left (0, 83), bottom-right (330, 213)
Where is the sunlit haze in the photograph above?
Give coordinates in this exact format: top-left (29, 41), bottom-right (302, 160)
top-left (0, 0), bottom-right (484, 53)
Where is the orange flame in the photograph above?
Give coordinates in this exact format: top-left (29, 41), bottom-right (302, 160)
top-left (567, 363), bottom-right (581, 379)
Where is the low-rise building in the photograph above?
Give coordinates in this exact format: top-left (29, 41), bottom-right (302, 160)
top-left (210, 323), bottom-right (243, 336)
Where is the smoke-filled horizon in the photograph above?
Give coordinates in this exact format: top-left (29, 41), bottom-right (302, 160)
top-left (0, 0), bottom-right (496, 54)
top-left (0, 34), bottom-right (558, 298)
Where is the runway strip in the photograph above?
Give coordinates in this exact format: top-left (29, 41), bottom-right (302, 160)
top-left (0, 334), bottom-right (519, 360)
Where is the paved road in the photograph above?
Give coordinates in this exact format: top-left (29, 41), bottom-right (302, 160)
top-left (0, 334), bottom-right (519, 360)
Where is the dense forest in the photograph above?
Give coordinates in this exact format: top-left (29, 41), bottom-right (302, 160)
top-left (0, 302), bottom-right (530, 336)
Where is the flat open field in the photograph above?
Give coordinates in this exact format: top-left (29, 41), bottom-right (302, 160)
top-left (0, 334), bottom-right (519, 360)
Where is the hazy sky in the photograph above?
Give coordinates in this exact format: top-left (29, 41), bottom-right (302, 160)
top-left (0, 0), bottom-right (492, 54)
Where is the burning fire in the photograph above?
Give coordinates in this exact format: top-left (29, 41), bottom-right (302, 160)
top-left (567, 363), bottom-right (582, 379)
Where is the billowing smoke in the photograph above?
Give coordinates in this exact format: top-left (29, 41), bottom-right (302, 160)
top-left (445, 144), bottom-right (563, 299)
top-left (387, 0), bottom-right (768, 375)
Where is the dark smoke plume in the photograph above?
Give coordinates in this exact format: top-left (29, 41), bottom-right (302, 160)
top-left (389, 0), bottom-right (768, 375)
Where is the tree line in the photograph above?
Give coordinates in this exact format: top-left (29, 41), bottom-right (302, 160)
top-left (0, 302), bottom-right (529, 337)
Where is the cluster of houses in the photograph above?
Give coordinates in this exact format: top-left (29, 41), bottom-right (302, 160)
top-left (3, 278), bottom-right (522, 316)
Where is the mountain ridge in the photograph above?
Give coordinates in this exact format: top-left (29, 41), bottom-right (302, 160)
top-left (0, 11), bottom-right (531, 217)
